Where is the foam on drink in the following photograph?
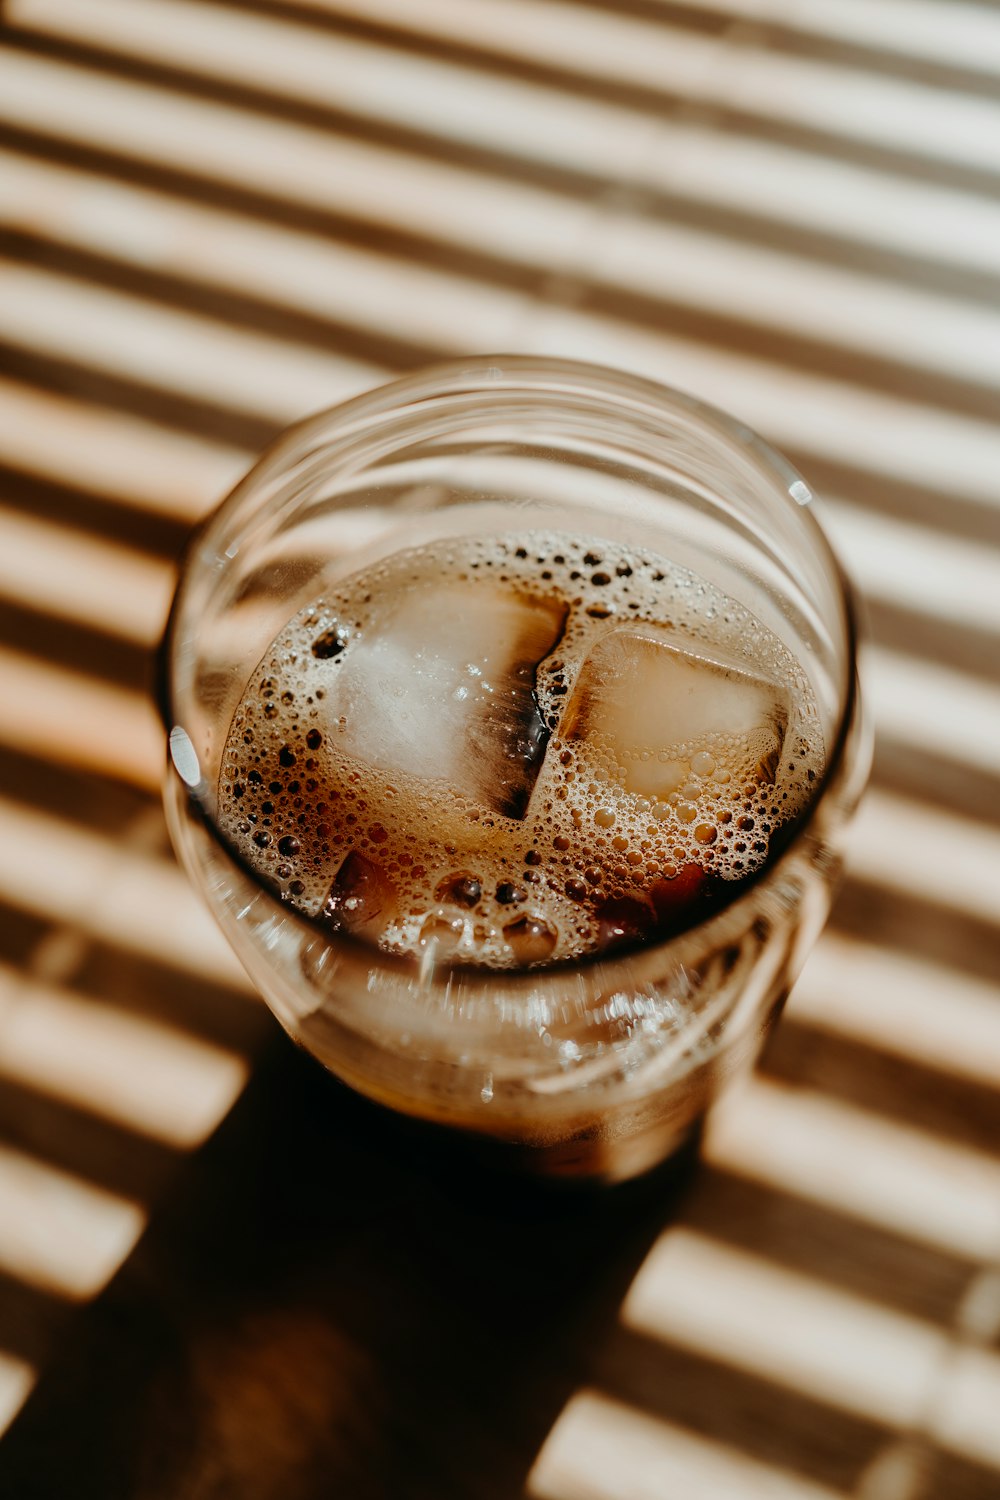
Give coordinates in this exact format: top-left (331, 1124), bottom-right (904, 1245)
top-left (218, 533), bottom-right (824, 966)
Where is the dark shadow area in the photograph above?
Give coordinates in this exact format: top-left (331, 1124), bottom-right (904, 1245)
top-left (71, 938), bottom-right (267, 1056)
top-left (0, 1035), bottom-right (696, 1500)
top-left (0, 903), bottom-right (58, 970)
top-left (0, 1075), bottom-right (180, 1203)
top-left (785, 452), bottom-right (1000, 550)
top-left (683, 1163), bottom-right (974, 1326)
top-left (0, 464), bottom-right (194, 563)
top-left (580, 277), bottom-right (1000, 424)
top-left (0, 1269), bottom-right (73, 1369)
top-left (0, 597), bottom-right (151, 694)
top-left (865, 597), bottom-right (1000, 686)
top-left (923, 1449), bottom-right (1000, 1500)
top-left (830, 877), bottom-right (1000, 989)
top-left (2, 225), bottom-right (436, 373)
top-left (0, 346), bottom-right (279, 457)
top-left (0, 744), bottom-right (154, 840)
top-left (595, 1326), bottom-right (888, 1492)
top-left (873, 736), bottom-right (1000, 831)
top-left (535, 0), bottom-right (1000, 102)
top-left (762, 1019), bottom-right (1000, 1158)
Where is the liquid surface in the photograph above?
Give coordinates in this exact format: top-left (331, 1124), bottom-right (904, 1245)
top-left (219, 533), bottom-right (824, 965)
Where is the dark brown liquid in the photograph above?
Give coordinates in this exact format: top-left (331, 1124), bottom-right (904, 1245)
top-left (219, 532), bottom-right (824, 969)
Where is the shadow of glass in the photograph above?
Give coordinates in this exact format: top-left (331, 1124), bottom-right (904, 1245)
top-left (0, 1035), bottom-right (698, 1499)
top-left (0, 1268), bottom-right (73, 1370)
top-left (923, 1448), bottom-right (1000, 1500)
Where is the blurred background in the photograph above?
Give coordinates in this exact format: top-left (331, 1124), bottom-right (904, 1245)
top-left (0, 1), bottom-right (999, 1495)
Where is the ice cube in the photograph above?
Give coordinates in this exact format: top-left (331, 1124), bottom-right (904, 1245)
top-left (564, 626), bottom-right (788, 798)
top-left (328, 581), bottom-right (566, 818)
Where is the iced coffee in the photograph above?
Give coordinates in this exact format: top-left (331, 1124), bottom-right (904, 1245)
top-left (162, 358), bottom-right (865, 1181)
top-left (220, 534), bottom-right (822, 971)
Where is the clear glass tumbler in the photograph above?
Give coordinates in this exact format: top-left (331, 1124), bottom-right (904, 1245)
top-left (161, 357), bottom-right (869, 1183)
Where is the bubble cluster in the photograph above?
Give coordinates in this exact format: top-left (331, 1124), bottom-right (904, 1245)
top-left (218, 532), bottom-right (825, 966)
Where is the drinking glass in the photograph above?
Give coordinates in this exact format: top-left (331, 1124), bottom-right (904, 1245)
top-left (161, 356), bottom-right (869, 1183)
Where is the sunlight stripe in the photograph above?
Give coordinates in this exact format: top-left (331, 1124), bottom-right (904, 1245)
top-left (0, 259), bottom-right (383, 426)
top-left (933, 1346), bottom-right (1000, 1472)
top-left (0, 1352), bottom-right (36, 1440)
top-left (2, 4), bottom-right (661, 183)
top-left (848, 791), bottom-right (1000, 931)
top-left (0, 797), bottom-right (249, 989)
top-left (0, 965), bottom-right (248, 1148)
top-left (60, 0), bottom-right (1000, 175)
top-left (666, 0), bottom-right (1000, 77)
top-left (863, 650), bottom-right (1000, 785)
top-left (823, 504), bottom-right (1000, 642)
top-left (521, 304), bottom-right (1000, 515)
top-left (704, 1076), bottom-right (1000, 1260)
top-left (0, 1141), bottom-right (145, 1301)
top-left (0, 377), bottom-right (248, 525)
top-left (790, 935), bottom-right (1000, 1091)
top-left (0, 647), bottom-right (163, 791)
top-left (588, 213), bottom-right (1000, 393)
top-left (622, 1227), bottom-right (944, 1428)
top-left (0, 505), bottom-right (173, 647)
top-left (528, 1387), bottom-right (847, 1500)
top-left (0, 108), bottom-right (600, 276)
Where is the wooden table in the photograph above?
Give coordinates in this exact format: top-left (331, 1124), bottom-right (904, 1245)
top-left (1, 2), bottom-right (999, 1494)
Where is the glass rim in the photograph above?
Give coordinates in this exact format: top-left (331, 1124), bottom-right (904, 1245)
top-left (159, 353), bottom-right (861, 991)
